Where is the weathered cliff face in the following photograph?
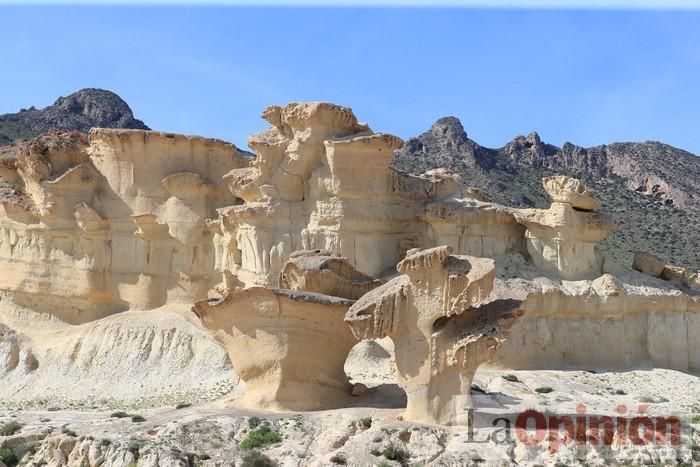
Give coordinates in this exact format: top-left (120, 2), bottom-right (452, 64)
top-left (0, 129), bottom-right (250, 323)
top-left (493, 267), bottom-right (700, 371)
top-left (212, 102), bottom-right (475, 289)
top-left (0, 100), bottom-right (699, 426)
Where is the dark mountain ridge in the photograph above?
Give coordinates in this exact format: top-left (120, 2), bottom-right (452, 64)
top-left (394, 117), bottom-right (700, 270)
top-left (0, 88), bottom-right (149, 146)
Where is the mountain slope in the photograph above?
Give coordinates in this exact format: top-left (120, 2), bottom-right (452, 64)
top-left (0, 88), bottom-right (149, 145)
top-left (394, 118), bottom-right (700, 270)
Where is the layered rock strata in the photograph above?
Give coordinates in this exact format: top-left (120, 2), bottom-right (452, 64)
top-left (0, 130), bottom-right (250, 322)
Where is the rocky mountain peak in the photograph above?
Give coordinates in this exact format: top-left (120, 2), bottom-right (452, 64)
top-left (0, 88), bottom-right (149, 145)
top-left (502, 131), bottom-right (560, 165)
top-left (429, 116), bottom-right (469, 142)
top-left (51, 88), bottom-right (149, 130)
top-left (393, 115), bottom-right (700, 270)
top-left (399, 116), bottom-right (495, 172)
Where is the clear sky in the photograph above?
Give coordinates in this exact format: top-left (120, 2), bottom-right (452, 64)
top-left (1, 3), bottom-right (699, 154)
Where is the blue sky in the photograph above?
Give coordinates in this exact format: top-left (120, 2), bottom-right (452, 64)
top-left (1, 4), bottom-right (699, 153)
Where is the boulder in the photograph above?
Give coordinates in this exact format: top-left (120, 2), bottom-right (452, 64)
top-left (632, 251), bottom-right (666, 277)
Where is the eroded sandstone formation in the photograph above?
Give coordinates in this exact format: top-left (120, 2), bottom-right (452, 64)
top-left (209, 102), bottom-right (500, 290)
top-left (0, 130), bottom-right (250, 322)
top-left (512, 175), bottom-right (616, 280)
top-left (345, 246), bottom-right (523, 425)
top-left (1, 100), bottom-right (699, 423)
top-left (193, 287), bottom-right (356, 410)
top-left (278, 249), bottom-right (383, 300)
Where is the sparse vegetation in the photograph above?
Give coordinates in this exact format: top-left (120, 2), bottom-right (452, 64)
top-left (502, 374), bottom-right (520, 383)
top-left (110, 411), bottom-right (130, 418)
top-left (62, 428), bottom-right (77, 437)
top-left (0, 420), bottom-right (22, 436)
top-left (329, 453), bottom-right (347, 465)
top-left (175, 402), bottom-right (192, 410)
top-left (241, 450), bottom-right (276, 467)
top-left (127, 439), bottom-right (147, 459)
top-left (0, 447), bottom-right (18, 467)
top-left (382, 441), bottom-right (410, 465)
top-left (131, 415), bottom-right (146, 423)
top-left (248, 416), bottom-right (262, 429)
top-left (239, 425), bottom-right (283, 450)
top-left (535, 386), bottom-right (554, 394)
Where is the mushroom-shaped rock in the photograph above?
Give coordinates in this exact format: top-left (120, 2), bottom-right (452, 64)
top-left (278, 249), bottom-right (383, 300)
top-left (193, 287), bottom-right (357, 410)
top-left (513, 176), bottom-right (615, 280)
top-left (344, 246), bottom-right (523, 425)
top-left (543, 175), bottom-right (599, 211)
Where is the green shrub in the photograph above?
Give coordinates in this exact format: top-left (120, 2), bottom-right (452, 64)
top-left (239, 425), bottom-right (282, 450)
top-left (248, 416), bottom-right (262, 429)
top-left (535, 387), bottom-right (554, 394)
top-left (62, 428), bottom-right (77, 437)
top-left (127, 439), bottom-right (147, 459)
top-left (0, 421), bottom-right (22, 436)
top-left (175, 403), bottom-right (192, 410)
top-left (502, 374), bottom-right (520, 383)
top-left (100, 438), bottom-right (112, 446)
top-left (382, 441), bottom-right (410, 464)
top-left (110, 411), bottom-right (130, 418)
top-left (360, 417), bottom-right (372, 429)
top-left (0, 447), bottom-right (18, 467)
top-left (131, 415), bottom-right (146, 423)
top-left (241, 450), bottom-right (275, 467)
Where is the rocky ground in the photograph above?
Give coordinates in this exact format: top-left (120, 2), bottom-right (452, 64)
top-left (1, 366), bottom-right (699, 466)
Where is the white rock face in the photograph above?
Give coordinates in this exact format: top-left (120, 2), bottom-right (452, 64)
top-left (0, 297), bottom-right (235, 406)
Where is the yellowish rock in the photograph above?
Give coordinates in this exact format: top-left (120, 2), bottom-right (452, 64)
top-left (345, 246), bottom-right (523, 425)
top-left (194, 287), bottom-right (357, 410)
